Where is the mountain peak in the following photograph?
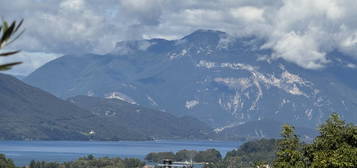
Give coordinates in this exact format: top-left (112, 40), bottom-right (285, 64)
top-left (183, 29), bottom-right (226, 41)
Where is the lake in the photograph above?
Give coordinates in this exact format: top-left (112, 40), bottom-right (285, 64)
top-left (0, 140), bottom-right (243, 166)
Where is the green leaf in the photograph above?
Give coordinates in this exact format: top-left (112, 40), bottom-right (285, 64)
top-left (14, 19), bottom-right (23, 33)
top-left (1, 21), bottom-right (16, 42)
top-left (2, 21), bottom-right (8, 33)
top-left (0, 62), bottom-right (22, 71)
top-left (0, 50), bottom-right (20, 56)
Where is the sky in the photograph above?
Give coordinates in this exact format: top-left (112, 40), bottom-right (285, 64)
top-left (1, 0), bottom-right (357, 75)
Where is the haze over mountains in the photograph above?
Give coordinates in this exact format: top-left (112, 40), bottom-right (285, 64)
top-left (24, 29), bottom-right (357, 134)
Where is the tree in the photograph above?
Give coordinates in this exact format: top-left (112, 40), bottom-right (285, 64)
top-left (194, 149), bottom-right (222, 163)
top-left (308, 113), bottom-right (357, 168)
top-left (273, 124), bottom-right (306, 168)
top-left (224, 139), bottom-right (277, 167)
top-left (123, 158), bottom-right (145, 168)
top-left (175, 149), bottom-right (198, 161)
top-left (144, 152), bottom-right (176, 162)
top-left (0, 19), bottom-right (23, 71)
top-left (0, 154), bottom-right (15, 168)
top-left (272, 114), bottom-right (356, 168)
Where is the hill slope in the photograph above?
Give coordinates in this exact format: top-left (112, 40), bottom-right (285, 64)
top-left (68, 95), bottom-right (211, 139)
top-left (0, 73), bottom-right (146, 140)
top-left (0, 74), bottom-right (210, 140)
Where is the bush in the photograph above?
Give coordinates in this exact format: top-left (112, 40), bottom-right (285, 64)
top-left (0, 154), bottom-right (15, 168)
top-left (29, 155), bottom-right (145, 168)
top-left (175, 150), bottom-right (198, 161)
top-left (144, 152), bottom-right (175, 163)
top-left (194, 149), bottom-right (222, 163)
top-left (224, 139), bottom-right (277, 167)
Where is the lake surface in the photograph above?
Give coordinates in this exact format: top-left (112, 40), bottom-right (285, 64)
top-left (0, 140), bottom-right (243, 166)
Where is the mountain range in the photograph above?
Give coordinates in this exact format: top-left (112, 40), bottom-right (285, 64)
top-left (24, 29), bottom-right (357, 134)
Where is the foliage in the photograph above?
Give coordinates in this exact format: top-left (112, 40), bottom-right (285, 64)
top-left (224, 139), bottom-right (277, 168)
top-left (272, 113), bottom-right (357, 168)
top-left (145, 149), bottom-right (222, 163)
top-left (144, 140), bottom-right (276, 168)
top-left (175, 149), bottom-right (198, 161)
top-left (204, 139), bottom-right (277, 168)
top-left (0, 154), bottom-right (15, 168)
top-left (212, 113), bottom-right (356, 168)
top-left (273, 124), bottom-right (306, 168)
top-left (144, 152), bottom-right (176, 163)
top-left (307, 113), bottom-right (357, 168)
top-left (122, 158), bottom-right (145, 168)
top-left (28, 155), bottom-right (145, 168)
top-left (0, 19), bottom-right (23, 71)
top-left (29, 160), bottom-right (60, 168)
top-left (193, 149), bottom-right (222, 163)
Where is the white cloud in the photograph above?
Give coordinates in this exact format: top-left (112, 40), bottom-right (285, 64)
top-left (230, 7), bottom-right (265, 22)
top-left (60, 0), bottom-right (85, 10)
top-left (119, 0), bottom-right (163, 25)
top-left (270, 32), bottom-right (328, 69)
top-left (1, 0), bottom-right (357, 73)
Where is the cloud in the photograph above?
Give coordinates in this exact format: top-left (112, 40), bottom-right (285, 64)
top-left (260, 0), bottom-right (357, 68)
top-left (118, 0), bottom-right (163, 26)
top-left (1, 0), bottom-right (357, 74)
top-left (230, 7), bottom-right (265, 22)
top-left (270, 32), bottom-right (328, 69)
top-left (1, 0), bottom-right (123, 54)
top-left (0, 51), bottom-right (61, 76)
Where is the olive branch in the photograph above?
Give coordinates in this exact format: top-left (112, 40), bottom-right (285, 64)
top-left (0, 19), bottom-right (24, 71)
